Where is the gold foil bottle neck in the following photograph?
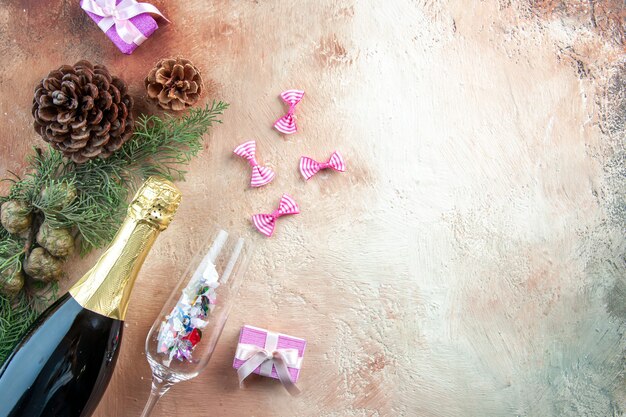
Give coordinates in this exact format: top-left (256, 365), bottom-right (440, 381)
top-left (128, 176), bottom-right (182, 230)
top-left (70, 177), bottom-right (181, 320)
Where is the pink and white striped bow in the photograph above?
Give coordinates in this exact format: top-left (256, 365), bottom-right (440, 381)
top-left (80, 0), bottom-right (168, 45)
top-left (274, 90), bottom-right (304, 135)
top-left (234, 141), bottom-right (275, 188)
top-left (252, 194), bottom-right (300, 237)
top-left (300, 151), bottom-right (346, 180)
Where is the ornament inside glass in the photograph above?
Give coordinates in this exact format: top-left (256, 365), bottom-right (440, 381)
top-left (141, 228), bottom-right (252, 417)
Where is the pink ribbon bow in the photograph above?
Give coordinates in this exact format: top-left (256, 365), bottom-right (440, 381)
top-left (234, 140), bottom-right (276, 188)
top-left (80, 0), bottom-right (168, 45)
top-left (274, 90), bottom-right (304, 135)
top-left (252, 194), bottom-right (300, 237)
top-left (300, 151), bottom-right (346, 180)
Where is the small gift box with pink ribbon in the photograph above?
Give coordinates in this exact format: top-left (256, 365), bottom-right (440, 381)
top-left (233, 325), bottom-right (306, 395)
top-left (81, 0), bottom-right (168, 55)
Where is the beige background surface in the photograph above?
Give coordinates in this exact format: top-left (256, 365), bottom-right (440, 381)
top-left (0, 1), bottom-right (625, 416)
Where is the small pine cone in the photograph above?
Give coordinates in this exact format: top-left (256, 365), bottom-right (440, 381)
top-left (145, 58), bottom-right (203, 111)
top-left (1, 200), bottom-right (32, 235)
top-left (0, 265), bottom-right (25, 297)
top-left (36, 222), bottom-right (75, 258)
top-left (23, 247), bottom-right (64, 283)
top-left (32, 60), bottom-right (134, 164)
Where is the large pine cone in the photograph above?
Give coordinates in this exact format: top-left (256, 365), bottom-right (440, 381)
top-left (32, 60), bottom-right (134, 164)
top-left (145, 58), bottom-right (203, 111)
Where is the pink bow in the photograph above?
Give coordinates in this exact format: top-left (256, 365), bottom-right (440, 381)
top-left (252, 194), bottom-right (300, 237)
top-left (274, 90), bottom-right (304, 135)
top-left (234, 141), bottom-right (276, 188)
top-left (80, 0), bottom-right (168, 45)
top-left (300, 151), bottom-right (346, 180)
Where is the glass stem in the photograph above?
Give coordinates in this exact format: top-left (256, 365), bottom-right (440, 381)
top-left (139, 376), bottom-right (173, 417)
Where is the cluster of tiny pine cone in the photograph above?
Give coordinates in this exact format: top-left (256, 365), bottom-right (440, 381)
top-left (0, 184), bottom-right (76, 296)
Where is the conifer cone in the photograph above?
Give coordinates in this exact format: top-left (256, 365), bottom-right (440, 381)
top-left (0, 265), bottom-right (25, 297)
top-left (145, 58), bottom-right (203, 111)
top-left (23, 248), bottom-right (63, 283)
top-left (32, 60), bottom-right (134, 164)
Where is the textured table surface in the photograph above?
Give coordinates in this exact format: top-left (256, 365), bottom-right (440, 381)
top-left (1, 1), bottom-right (625, 416)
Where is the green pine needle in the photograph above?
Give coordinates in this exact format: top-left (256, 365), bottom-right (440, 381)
top-left (0, 102), bottom-right (228, 365)
top-left (0, 283), bottom-right (58, 365)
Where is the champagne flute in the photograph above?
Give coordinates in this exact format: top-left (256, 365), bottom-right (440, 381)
top-left (140, 229), bottom-right (252, 417)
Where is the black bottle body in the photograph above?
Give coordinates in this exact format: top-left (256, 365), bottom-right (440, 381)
top-left (0, 293), bottom-right (123, 417)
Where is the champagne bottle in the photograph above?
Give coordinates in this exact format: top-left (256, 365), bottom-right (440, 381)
top-left (0, 177), bottom-right (182, 417)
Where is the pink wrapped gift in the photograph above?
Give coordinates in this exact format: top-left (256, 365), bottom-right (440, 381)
top-left (80, 0), bottom-right (167, 55)
top-left (233, 325), bottom-right (306, 395)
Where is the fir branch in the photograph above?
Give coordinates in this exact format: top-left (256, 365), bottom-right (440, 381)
top-left (0, 284), bottom-right (58, 364)
top-left (0, 228), bottom-right (24, 272)
top-left (0, 103), bottom-right (228, 364)
top-left (117, 101), bottom-right (229, 181)
top-left (0, 293), bottom-right (38, 364)
top-left (8, 148), bottom-right (66, 204)
top-left (19, 102), bottom-right (227, 254)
